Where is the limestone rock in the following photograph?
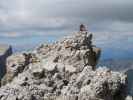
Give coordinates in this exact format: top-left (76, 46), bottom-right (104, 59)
top-left (1, 52), bottom-right (40, 86)
top-left (1, 54), bottom-right (26, 86)
top-left (0, 31), bottom-right (130, 100)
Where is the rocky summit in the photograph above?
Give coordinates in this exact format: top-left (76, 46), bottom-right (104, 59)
top-left (0, 32), bottom-right (130, 100)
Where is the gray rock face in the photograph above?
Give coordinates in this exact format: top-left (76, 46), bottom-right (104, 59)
top-left (0, 32), bottom-right (129, 100)
top-left (0, 44), bottom-right (12, 80)
top-left (1, 53), bottom-right (40, 85)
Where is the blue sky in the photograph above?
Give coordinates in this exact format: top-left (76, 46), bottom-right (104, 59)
top-left (0, 0), bottom-right (133, 60)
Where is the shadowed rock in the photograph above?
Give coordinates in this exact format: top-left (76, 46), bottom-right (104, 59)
top-left (0, 44), bottom-right (12, 81)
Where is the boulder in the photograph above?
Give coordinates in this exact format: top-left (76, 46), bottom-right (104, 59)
top-left (29, 63), bottom-right (44, 79)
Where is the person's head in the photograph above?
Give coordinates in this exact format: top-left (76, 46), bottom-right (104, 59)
top-left (80, 24), bottom-right (87, 31)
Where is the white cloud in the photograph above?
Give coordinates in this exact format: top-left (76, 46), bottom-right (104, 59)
top-left (0, 0), bottom-right (133, 46)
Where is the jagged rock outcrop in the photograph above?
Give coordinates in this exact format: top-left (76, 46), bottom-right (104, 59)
top-left (1, 53), bottom-right (40, 85)
top-left (0, 44), bottom-right (12, 80)
top-left (0, 32), bottom-right (129, 100)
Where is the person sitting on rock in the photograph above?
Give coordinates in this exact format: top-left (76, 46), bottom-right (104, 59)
top-left (80, 24), bottom-right (87, 32)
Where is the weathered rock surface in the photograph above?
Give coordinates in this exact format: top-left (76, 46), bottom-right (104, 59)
top-left (0, 44), bottom-right (12, 80)
top-left (0, 32), bottom-right (130, 100)
top-left (1, 53), bottom-right (40, 85)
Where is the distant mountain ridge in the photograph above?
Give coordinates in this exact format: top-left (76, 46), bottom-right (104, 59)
top-left (98, 58), bottom-right (133, 71)
top-left (0, 44), bottom-right (12, 79)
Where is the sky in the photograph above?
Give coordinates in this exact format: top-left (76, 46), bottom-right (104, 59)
top-left (0, 0), bottom-right (133, 59)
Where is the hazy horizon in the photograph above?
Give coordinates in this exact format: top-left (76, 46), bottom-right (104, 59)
top-left (0, 31), bottom-right (133, 60)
